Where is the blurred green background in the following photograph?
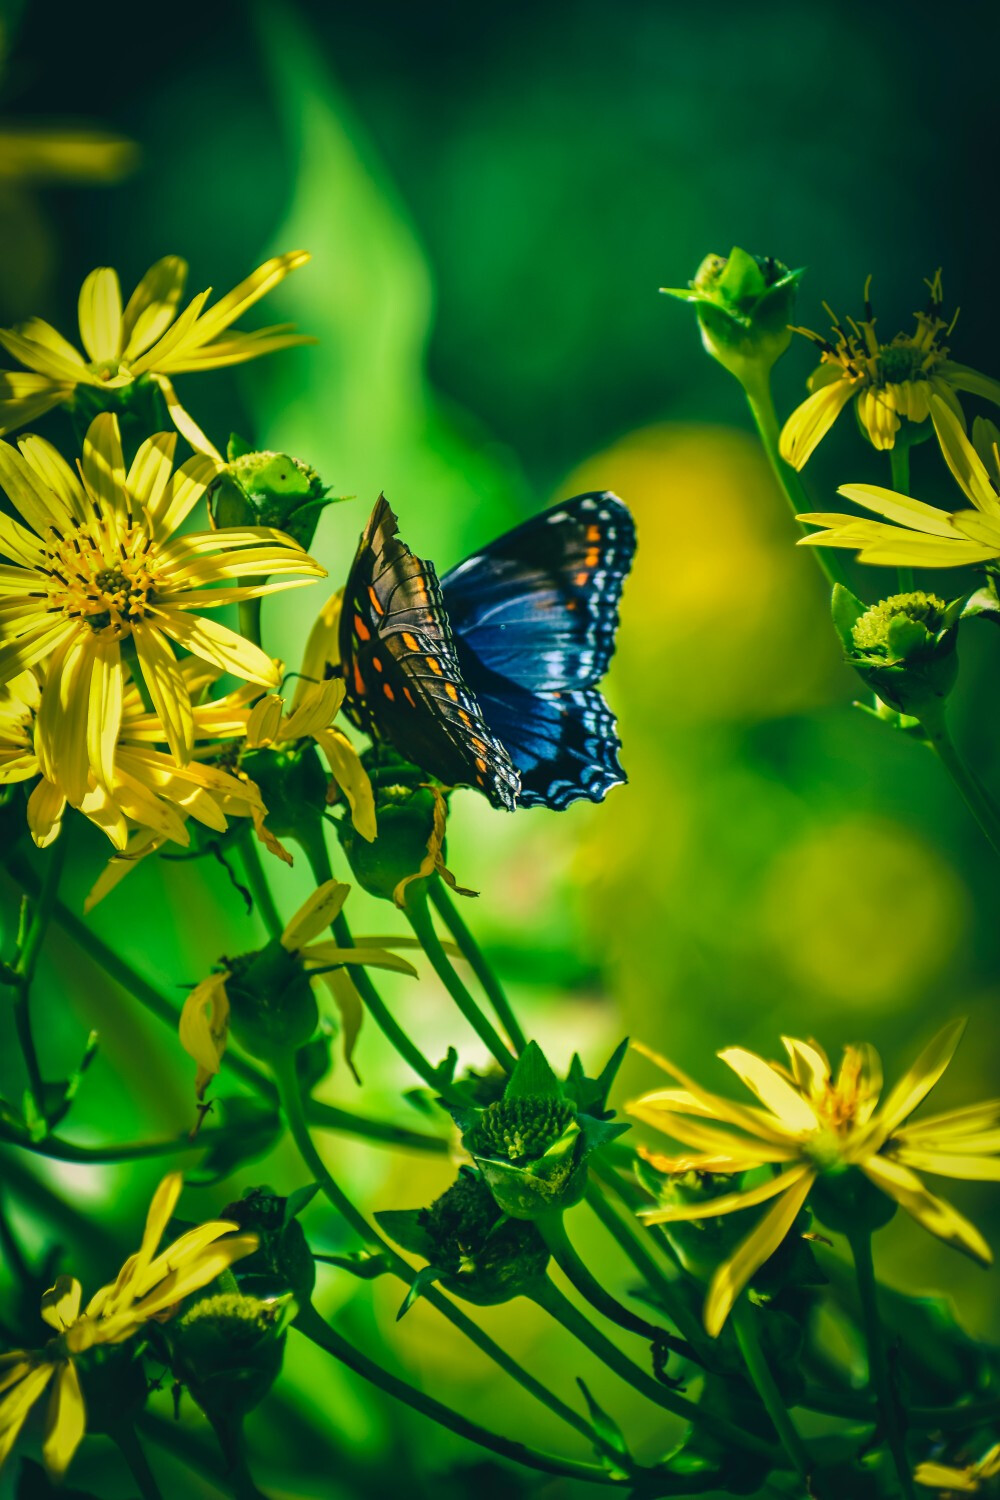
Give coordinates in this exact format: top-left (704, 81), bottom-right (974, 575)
top-left (2, 0), bottom-right (1000, 1494)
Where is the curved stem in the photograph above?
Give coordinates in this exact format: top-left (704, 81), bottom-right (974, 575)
top-left (428, 880), bottom-right (527, 1052)
top-left (9, 834), bottom-right (68, 1120)
top-left (846, 1224), bottom-right (915, 1500)
top-left (731, 1300), bottom-right (812, 1487)
top-left (530, 1279), bottom-right (775, 1463)
top-left (925, 715), bottom-right (1000, 859)
top-left (584, 1179), bottom-right (709, 1362)
top-left (294, 824), bottom-right (472, 1107)
top-left (889, 445), bottom-right (914, 593)
top-left (111, 1422), bottom-right (165, 1500)
top-left (404, 889), bottom-right (516, 1072)
top-left (239, 829), bottom-right (284, 941)
top-left (539, 1208), bottom-right (661, 1341)
top-left (238, 596), bottom-right (264, 651)
top-left (741, 367), bottom-right (847, 589)
top-left (293, 1301), bottom-right (620, 1486)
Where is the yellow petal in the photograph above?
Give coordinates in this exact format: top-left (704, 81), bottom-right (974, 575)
top-left (912, 1459), bottom-right (982, 1491)
top-left (625, 1102), bottom-right (795, 1164)
top-left (0, 376), bottom-right (70, 431)
top-left (146, 450), bottom-right (219, 539)
top-left (834, 483), bottom-right (959, 537)
top-left (282, 678), bottom-right (344, 740)
top-left (77, 267), bottom-right (123, 362)
top-left (12, 318), bottom-right (86, 369)
top-left (149, 374), bottom-right (223, 461)
top-left (35, 632), bottom-right (96, 804)
top-left (781, 1037), bottom-right (831, 1097)
top-left (154, 607), bottom-right (279, 688)
top-left (640, 1162), bottom-right (812, 1226)
top-left (87, 637), bottom-right (122, 792)
top-left (17, 434), bottom-right (88, 522)
top-left (717, 1048), bottom-right (820, 1133)
top-left (126, 431), bottom-right (177, 515)
top-left (161, 326), bottom-right (315, 373)
top-left (896, 1099), bottom-right (1000, 1142)
top-left (282, 879), bottom-right (350, 950)
top-left (41, 1360), bottom-right (86, 1480)
top-left (27, 778), bottom-right (66, 847)
top-left (940, 360), bottom-right (1000, 409)
top-left (778, 379), bottom-right (856, 468)
top-left (0, 326), bottom-right (93, 384)
top-left (0, 432), bottom-right (73, 532)
top-left (703, 1168), bottom-right (815, 1337)
top-left (40, 1276), bottom-right (83, 1331)
top-left (887, 1147), bottom-right (1000, 1182)
top-left (866, 1019), bottom-right (967, 1150)
top-left (950, 510), bottom-right (1000, 550)
top-left (0, 1363), bottom-right (55, 1470)
top-left (172, 251), bottom-right (311, 352)
top-left (81, 412), bottom-right (126, 512)
top-left (318, 969), bottom-right (364, 1083)
top-left (121, 256), bottom-right (188, 360)
top-left (303, 942), bottom-right (419, 977)
top-left (314, 726), bottom-right (377, 841)
top-left (862, 1155), bottom-right (992, 1263)
top-left (105, 1234), bottom-right (259, 1331)
top-left (294, 589), bottom-right (343, 710)
top-left (246, 693), bottom-right (285, 747)
top-left (131, 621), bottom-right (194, 765)
top-left (930, 395), bottom-right (1000, 515)
top-left (179, 973), bottom-right (230, 1098)
top-left (123, 1173), bottom-right (185, 1310)
top-left (127, 286), bottom-right (211, 374)
top-left (629, 1041), bottom-right (797, 1143)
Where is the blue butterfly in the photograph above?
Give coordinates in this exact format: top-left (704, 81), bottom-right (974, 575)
top-left (339, 493), bottom-right (635, 810)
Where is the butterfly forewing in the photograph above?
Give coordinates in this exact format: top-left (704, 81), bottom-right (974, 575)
top-left (340, 498), bottom-right (520, 809)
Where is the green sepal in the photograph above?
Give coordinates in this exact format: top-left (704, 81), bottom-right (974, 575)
top-left (503, 1040), bottom-right (563, 1103)
top-left (831, 583), bottom-right (867, 653)
top-left (312, 1249), bottom-right (394, 1280)
top-left (227, 432), bottom-right (254, 460)
top-left (576, 1378), bottom-right (634, 1481)
top-left (565, 1036), bottom-right (628, 1116)
top-left (396, 1264), bottom-right (443, 1320)
top-left (284, 1183), bottom-right (320, 1224)
top-left (810, 1166), bottom-right (897, 1236)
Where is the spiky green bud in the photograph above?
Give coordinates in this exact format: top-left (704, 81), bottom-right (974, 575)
top-left (662, 247), bottom-right (803, 386)
top-left (170, 1292), bottom-right (290, 1420)
top-left (474, 1096), bottom-right (575, 1163)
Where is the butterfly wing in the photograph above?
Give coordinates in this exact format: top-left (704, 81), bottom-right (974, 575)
top-left (339, 498), bottom-right (520, 810)
top-left (440, 492), bottom-right (635, 808)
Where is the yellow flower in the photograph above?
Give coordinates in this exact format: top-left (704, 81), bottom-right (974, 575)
top-left (628, 1020), bottom-right (1000, 1336)
top-left (798, 397), bottom-right (1000, 568)
top-left (779, 272), bottom-right (1000, 468)
top-left (0, 1173), bottom-right (256, 1480)
top-left (179, 879), bottom-right (417, 1095)
top-left (0, 412), bottom-right (324, 790)
top-left (0, 251), bottom-right (313, 456)
top-left (915, 1442), bottom-right (1000, 1494)
top-left (244, 589), bottom-right (376, 844)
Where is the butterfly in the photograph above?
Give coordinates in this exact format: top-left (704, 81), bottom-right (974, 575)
top-left (339, 492), bottom-right (635, 811)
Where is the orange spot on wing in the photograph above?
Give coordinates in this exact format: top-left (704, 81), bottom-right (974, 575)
top-left (368, 586), bottom-right (384, 616)
top-left (574, 570), bottom-right (589, 587)
top-left (426, 656), bottom-right (443, 675)
top-left (403, 686), bottom-right (416, 706)
top-left (372, 657), bottom-right (383, 673)
top-left (475, 756), bottom-right (487, 772)
top-left (444, 683), bottom-right (459, 702)
top-left (458, 709), bottom-right (472, 727)
top-left (585, 547), bottom-right (599, 567)
top-left (354, 614), bottom-right (371, 642)
top-left (383, 682), bottom-right (395, 701)
top-left (352, 661), bottom-right (365, 696)
top-left (402, 631), bottom-right (419, 651)
top-left (586, 524), bottom-right (601, 542)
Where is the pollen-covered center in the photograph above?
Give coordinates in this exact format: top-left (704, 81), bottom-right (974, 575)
top-left (43, 517), bottom-right (158, 636)
top-left (875, 341), bottom-right (933, 386)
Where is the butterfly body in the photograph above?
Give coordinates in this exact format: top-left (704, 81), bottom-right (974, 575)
top-left (340, 492), bottom-right (634, 811)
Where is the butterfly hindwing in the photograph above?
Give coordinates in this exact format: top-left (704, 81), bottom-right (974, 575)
top-left (339, 498), bottom-right (520, 809)
top-left (440, 492), bottom-right (634, 808)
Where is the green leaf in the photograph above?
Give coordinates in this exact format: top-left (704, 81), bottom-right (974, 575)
top-left (575, 1378), bottom-right (633, 1480)
top-left (227, 432), bottom-right (253, 460)
top-left (396, 1264), bottom-right (443, 1319)
top-left (284, 1183), bottom-right (320, 1224)
top-left (831, 582), bottom-right (867, 652)
top-left (375, 1208), bottom-right (437, 1259)
top-left (717, 245), bottom-right (765, 304)
top-left (503, 1040), bottom-right (562, 1102)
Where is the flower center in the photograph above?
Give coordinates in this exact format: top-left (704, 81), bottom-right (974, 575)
top-left (852, 591), bottom-right (946, 655)
top-left (875, 341), bottom-right (934, 385)
top-left (796, 272), bottom-right (955, 393)
top-left (43, 519), bottom-right (158, 637)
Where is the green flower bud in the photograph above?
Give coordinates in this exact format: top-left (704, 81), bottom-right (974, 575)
top-left (337, 783), bottom-right (440, 905)
top-left (210, 437), bottom-right (333, 551)
top-left (240, 743), bottom-right (328, 839)
top-left (169, 1291), bottom-right (290, 1420)
top-left (221, 1186), bottom-right (316, 1302)
top-left (649, 1168), bottom-right (752, 1282)
top-left (474, 1095), bottom-right (575, 1162)
top-left (662, 247), bottom-right (803, 385)
top-left (832, 584), bottom-right (962, 723)
top-left (225, 941), bottom-right (318, 1057)
top-left (380, 1171), bottom-right (550, 1305)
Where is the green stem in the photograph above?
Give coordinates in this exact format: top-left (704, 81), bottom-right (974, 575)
top-left (924, 714), bottom-right (1000, 859)
top-left (239, 596), bottom-right (264, 651)
top-left (9, 835), bottom-right (68, 1120)
top-left (539, 1208), bottom-right (662, 1341)
top-left (294, 824), bottom-right (472, 1107)
top-left (404, 889), bottom-right (516, 1072)
top-left (530, 1279), bottom-right (775, 1463)
top-left (742, 367), bottom-right (847, 589)
top-left (732, 1300), bottom-right (812, 1486)
top-left (429, 879), bottom-right (527, 1052)
top-left (272, 1050), bottom-right (598, 1443)
top-left (846, 1225), bottom-right (915, 1500)
top-left (111, 1422), bottom-right (165, 1500)
top-left (585, 1179), bottom-right (710, 1362)
top-left (890, 445), bottom-right (914, 593)
top-left (293, 1301), bottom-right (621, 1487)
top-left (239, 828), bottom-right (285, 940)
